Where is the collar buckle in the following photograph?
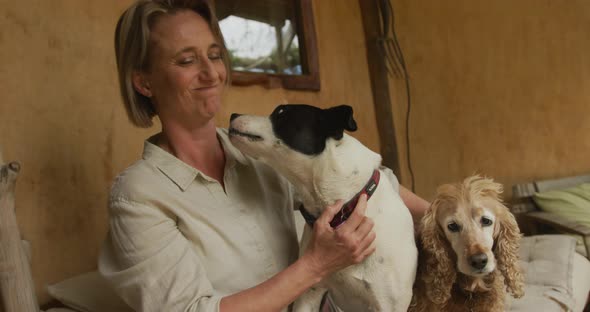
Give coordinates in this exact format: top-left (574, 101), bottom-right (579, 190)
top-left (299, 169), bottom-right (381, 228)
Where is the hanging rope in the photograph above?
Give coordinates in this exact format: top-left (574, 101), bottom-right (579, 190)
top-left (375, 0), bottom-right (416, 192)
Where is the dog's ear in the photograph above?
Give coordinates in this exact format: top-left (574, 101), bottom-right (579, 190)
top-left (337, 105), bottom-right (358, 132)
top-left (494, 203), bottom-right (525, 298)
top-left (324, 105), bottom-right (357, 140)
top-left (420, 197), bottom-right (456, 305)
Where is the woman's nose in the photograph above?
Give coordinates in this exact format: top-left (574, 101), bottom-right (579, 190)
top-left (199, 58), bottom-right (219, 81)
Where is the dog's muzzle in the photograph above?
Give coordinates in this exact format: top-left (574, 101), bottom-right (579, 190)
top-left (228, 128), bottom-right (263, 141)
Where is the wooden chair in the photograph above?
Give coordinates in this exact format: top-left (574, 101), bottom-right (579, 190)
top-left (512, 174), bottom-right (590, 259)
top-left (0, 150), bottom-right (38, 312)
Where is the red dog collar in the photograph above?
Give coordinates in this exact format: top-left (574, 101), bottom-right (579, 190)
top-left (299, 169), bottom-right (381, 228)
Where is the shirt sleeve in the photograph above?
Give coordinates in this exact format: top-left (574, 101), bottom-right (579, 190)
top-left (379, 166), bottom-right (401, 194)
top-left (98, 198), bottom-right (222, 312)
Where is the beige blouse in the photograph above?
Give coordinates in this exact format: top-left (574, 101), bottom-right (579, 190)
top-left (99, 128), bottom-right (300, 312)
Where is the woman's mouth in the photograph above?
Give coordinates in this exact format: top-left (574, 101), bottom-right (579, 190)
top-left (194, 85), bottom-right (218, 92)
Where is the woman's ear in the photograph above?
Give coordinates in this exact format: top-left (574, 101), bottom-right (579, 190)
top-left (132, 71), bottom-right (152, 98)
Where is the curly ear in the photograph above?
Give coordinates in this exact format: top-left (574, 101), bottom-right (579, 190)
top-left (494, 205), bottom-right (525, 298)
top-left (421, 200), bottom-right (456, 305)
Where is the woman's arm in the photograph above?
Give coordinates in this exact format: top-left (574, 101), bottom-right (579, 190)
top-left (220, 195), bottom-right (375, 312)
top-left (379, 166), bottom-right (430, 224)
top-left (399, 185), bottom-right (430, 224)
top-left (219, 255), bottom-right (321, 312)
top-left (101, 193), bottom-right (373, 312)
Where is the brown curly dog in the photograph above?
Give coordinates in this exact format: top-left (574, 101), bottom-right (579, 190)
top-left (409, 176), bottom-right (524, 312)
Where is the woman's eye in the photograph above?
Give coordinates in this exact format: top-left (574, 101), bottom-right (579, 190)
top-left (178, 57), bottom-right (195, 65)
top-left (447, 222), bottom-right (461, 232)
top-left (208, 53), bottom-right (222, 60)
top-left (481, 217), bottom-right (493, 227)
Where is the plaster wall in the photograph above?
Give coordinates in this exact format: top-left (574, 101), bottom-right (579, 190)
top-left (389, 0), bottom-right (590, 200)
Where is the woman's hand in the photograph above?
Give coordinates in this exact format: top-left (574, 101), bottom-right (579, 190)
top-left (301, 194), bottom-right (376, 280)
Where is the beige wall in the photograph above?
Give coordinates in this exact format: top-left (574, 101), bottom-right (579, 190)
top-left (0, 0), bottom-right (377, 304)
top-left (390, 0), bottom-right (590, 201)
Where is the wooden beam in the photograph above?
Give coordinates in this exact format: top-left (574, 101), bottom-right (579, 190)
top-left (0, 151), bottom-right (38, 312)
top-left (358, 0), bottom-right (401, 178)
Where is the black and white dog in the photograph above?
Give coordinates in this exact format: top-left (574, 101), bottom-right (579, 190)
top-left (228, 104), bottom-right (417, 311)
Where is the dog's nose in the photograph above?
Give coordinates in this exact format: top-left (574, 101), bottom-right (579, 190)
top-left (469, 253), bottom-right (488, 270)
top-left (230, 113), bottom-right (242, 122)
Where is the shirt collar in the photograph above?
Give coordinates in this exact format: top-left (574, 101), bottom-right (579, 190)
top-left (142, 128), bottom-right (249, 191)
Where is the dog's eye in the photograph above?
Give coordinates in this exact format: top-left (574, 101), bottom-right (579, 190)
top-left (272, 105), bottom-right (284, 114)
top-left (272, 106), bottom-right (286, 118)
top-left (481, 217), bottom-right (493, 227)
top-left (447, 222), bottom-right (461, 232)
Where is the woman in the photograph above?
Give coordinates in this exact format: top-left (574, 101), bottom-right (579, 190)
top-left (99, 1), bottom-right (430, 311)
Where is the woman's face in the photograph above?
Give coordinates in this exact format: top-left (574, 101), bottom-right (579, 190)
top-left (139, 10), bottom-right (227, 127)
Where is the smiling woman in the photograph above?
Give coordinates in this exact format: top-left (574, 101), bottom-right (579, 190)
top-left (113, 0), bottom-right (231, 129)
top-left (133, 10), bottom-right (228, 129)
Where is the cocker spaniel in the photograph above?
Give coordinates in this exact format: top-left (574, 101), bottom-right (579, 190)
top-left (410, 176), bottom-right (524, 312)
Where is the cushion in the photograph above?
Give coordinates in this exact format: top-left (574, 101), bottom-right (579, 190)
top-left (47, 271), bottom-right (133, 312)
top-left (508, 235), bottom-right (576, 311)
top-left (533, 183), bottom-right (590, 256)
top-left (508, 284), bottom-right (568, 311)
top-left (572, 252), bottom-right (590, 312)
top-left (533, 183), bottom-right (590, 223)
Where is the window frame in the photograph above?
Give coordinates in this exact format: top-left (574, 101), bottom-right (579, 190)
top-left (221, 0), bottom-right (320, 91)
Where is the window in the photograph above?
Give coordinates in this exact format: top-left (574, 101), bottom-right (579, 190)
top-left (216, 0), bottom-right (320, 91)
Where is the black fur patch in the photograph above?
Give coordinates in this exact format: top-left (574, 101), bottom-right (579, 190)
top-left (270, 104), bottom-right (357, 155)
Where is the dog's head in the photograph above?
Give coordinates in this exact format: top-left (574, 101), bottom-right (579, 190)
top-left (421, 175), bottom-right (524, 303)
top-left (229, 104), bottom-right (384, 209)
top-left (228, 104), bottom-right (360, 179)
top-left (229, 104), bottom-right (357, 160)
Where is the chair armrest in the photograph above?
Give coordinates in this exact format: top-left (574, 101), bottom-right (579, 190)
top-left (1, 159), bottom-right (38, 311)
top-left (526, 212), bottom-right (590, 236)
top-left (525, 211), bottom-right (590, 259)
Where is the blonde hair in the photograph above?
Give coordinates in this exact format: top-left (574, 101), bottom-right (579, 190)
top-left (114, 0), bottom-right (231, 128)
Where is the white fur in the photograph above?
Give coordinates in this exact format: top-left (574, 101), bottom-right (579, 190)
top-left (229, 115), bottom-right (417, 312)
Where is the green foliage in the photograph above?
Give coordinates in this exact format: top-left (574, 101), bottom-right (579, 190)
top-left (229, 43), bottom-right (301, 74)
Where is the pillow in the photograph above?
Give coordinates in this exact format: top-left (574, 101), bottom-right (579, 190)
top-left (47, 271), bottom-right (133, 312)
top-left (507, 235), bottom-right (577, 311)
top-left (571, 252), bottom-right (590, 312)
top-left (533, 183), bottom-right (590, 255)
